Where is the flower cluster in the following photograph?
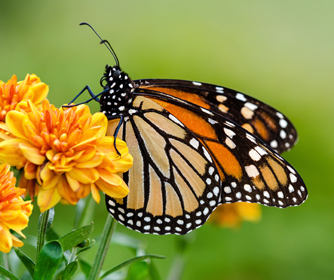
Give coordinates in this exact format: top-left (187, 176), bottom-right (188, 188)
top-left (0, 74), bottom-right (48, 122)
top-left (0, 163), bottom-right (33, 253)
top-left (0, 99), bottom-right (132, 212)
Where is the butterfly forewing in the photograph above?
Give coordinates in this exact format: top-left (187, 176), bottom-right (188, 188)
top-left (136, 79), bottom-right (297, 154)
top-left (106, 96), bottom-right (221, 235)
top-left (136, 89), bottom-right (307, 208)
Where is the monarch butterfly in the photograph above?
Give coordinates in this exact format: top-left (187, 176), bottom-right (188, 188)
top-left (71, 22), bottom-right (307, 235)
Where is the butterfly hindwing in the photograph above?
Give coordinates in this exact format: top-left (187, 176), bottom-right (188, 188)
top-left (136, 88), bottom-right (307, 208)
top-left (136, 79), bottom-right (297, 154)
top-left (106, 96), bottom-right (221, 235)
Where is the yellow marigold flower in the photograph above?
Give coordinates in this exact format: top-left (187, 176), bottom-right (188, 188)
top-left (0, 74), bottom-right (49, 122)
top-left (0, 163), bottom-right (32, 253)
top-left (209, 202), bottom-right (261, 228)
top-left (0, 99), bottom-right (132, 212)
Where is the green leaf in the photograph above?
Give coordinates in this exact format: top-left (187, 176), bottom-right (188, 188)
top-left (126, 261), bottom-right (149, 280)
top-left (100, 255), bottom-right (166, 279)
top-left (46, 208), bottom-right (55, 233)
top-left (13, 247), bottom-right (35, 278)
top-left (62, 260), bottom-right (78, 280)
top-left (76, 239), bottom-right (95, 256)
top-left (63, 250), bottom-right (72, 266)
top-left (111, 232), bottom-right (144, 250)
top-left (46, 227), bottom-right (60, 241)
top-left (21, 271), bottom-right (34, 280)
top-left (58, 223), bottom-right (94, 252)
top-left (78, 258), bottom-right (91, 278)
top-left (149, 261), bottom-right (162, 280)
top-left (0, 265), bottom-right (20, 280)
top-left (34, 241), bottom-right (63, 280)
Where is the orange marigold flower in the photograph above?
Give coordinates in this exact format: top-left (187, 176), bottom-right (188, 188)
top-left (0, 99), bottom-right (132, 212)
top-left (0, 74), bottom-right (49, 122)
top-left (0, 163), bottom-right (32, 253)
top-left (209, 202), bottom-right (261, 228)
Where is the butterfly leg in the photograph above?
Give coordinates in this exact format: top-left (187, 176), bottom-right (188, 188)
top-left (64, 87), bottom-right (109, 108)
top-left (111, 115), bottom-right (124, 156)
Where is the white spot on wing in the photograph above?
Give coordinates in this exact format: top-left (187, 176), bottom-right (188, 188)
top-left (290, 173), bottom-right (297, 183)
top-left (225, 138), bottom-right (236, 149)
top-left (279, 119), bottom-right (288, 128)
top-left (280, 130), bottom-right (287, 139)
top-left (215, 86), bottom-right (224, 93)
top-left (208, 118), bottom-right (218, 124)
top-left (224, 128), bottom-right (236, 138)
top-left (244, 102), bottom-right (258, 111)
top-left (202, 147), bottom-right (212, 163)
top-left (270, 140), bottom-right (278, 148)
top-left (249, 149), bottom-right (261, 161)
top-left (201, 107), bottom-right (214, 115)
top-left (244, 184), bottom-right (252, 192)
top-left (190, 138), bottom-right (199, 149)
top-left (276, 112), bottom-right (284, 119)
top-left (224, 186), bottom-right (231, 193)
top-left (245, 165), bottom-right (260, 178)
top-left (255, 146), bottom-right (267, 156)
top-left (169, 114), bottom-right (184, 127)
top-left (236, 93), bottom-right (247, 101)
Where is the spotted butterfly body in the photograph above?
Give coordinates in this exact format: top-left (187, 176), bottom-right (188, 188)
top-left (93, 64), bottom-right (308, 235)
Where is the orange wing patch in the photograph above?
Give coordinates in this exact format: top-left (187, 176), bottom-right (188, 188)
top-left (257, 110), bottom-right (278, 132)
top-left (205, 140), bottom-right (243, 181)
top-left (150, 99), bottom-right (217, 139)
top-left (251, 118), bottom-right (270, 141)
top-left (144, 86), bottom-right (210, 109)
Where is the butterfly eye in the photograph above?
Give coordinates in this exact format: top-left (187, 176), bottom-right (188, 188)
top-left (100, 76), bottom-right (108, 88)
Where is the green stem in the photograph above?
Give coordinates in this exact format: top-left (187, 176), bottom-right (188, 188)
top-left (167, 253), bottom-right (185, 280)
top-left (78, 195), bottom-right (96, 228)
top-left (36, 210), bottom-right (50, 259)
top-left (0, 252), bottom-right (5, 280)
top-left (88, 215), bottom-right (117, 280)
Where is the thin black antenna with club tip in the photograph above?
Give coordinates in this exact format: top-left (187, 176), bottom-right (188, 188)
top-left (80, 22), bottom-right (120, 67)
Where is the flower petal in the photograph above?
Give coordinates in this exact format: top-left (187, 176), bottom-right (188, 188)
top-left (37, 187), bottom-right (61, 212)
top-left (90, 184), bottom-right (100, 204)
top-left (95, 173), bottom-right (129, 198)
top-left (40, 164), bottom-right (61, 190)
top-left (57, 175), bottom-right (80, 205)
top-left (65, 173), bottom-right (81, 192)
top-left (19, 143), bottom-right (45, 165)
top-left (3, 211), bottom-right (29, 231)
top-left (30, 83), bottom-right (49, 104)
top-left (67, 167), bottom-right (99, 184)
top-left (0, 139), bottom-right (27, 167)
top-left (11, 233), bottom-right (24, 248)
top-left (5, 111), bottom-right (29, 140)
top-left (0, 226), bottom-right (12, 253)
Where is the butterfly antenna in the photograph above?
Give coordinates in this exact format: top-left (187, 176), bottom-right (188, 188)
top-left (80, 22), bottom-right (120, 67)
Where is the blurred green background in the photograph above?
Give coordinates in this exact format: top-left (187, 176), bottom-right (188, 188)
top-left (1, 0), bottom-right (333, 279)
